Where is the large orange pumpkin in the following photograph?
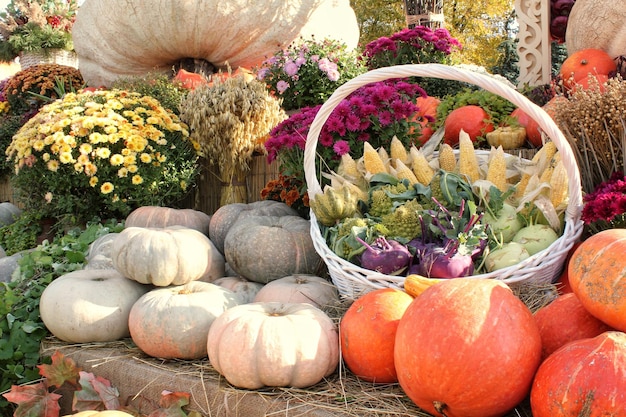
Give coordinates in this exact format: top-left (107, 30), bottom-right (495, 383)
top-left (559, 48), bottom-right (617, 91)
top-left (443, 105), bottom-right (494, 146)
top-left (394, 278), bottom-right (542, 417)
top-left (568, 229), bottom-right (626, 332)
top-left (511, 108), bottom-right (542, 148)
top-left (533, 293), bottom-right (613, 360)
top-left (412, 96), bottom-right (440, 146)
top-left (530, 331), bottom-right (626, 417)
top-left (339, 288), bottom-right (413, 383)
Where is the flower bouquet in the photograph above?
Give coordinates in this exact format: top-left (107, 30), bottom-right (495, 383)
top-left (6, 89), bottom-right (201, 225)
top-left (0, 0), bottom-right (78, 64)
top-left (582, 172), bottom-right (626, 235)
top-left (255, 36), bottom-right (366, 111)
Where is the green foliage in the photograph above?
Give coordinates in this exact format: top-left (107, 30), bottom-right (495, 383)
top-left (5, 21), bottom-right (73, 53)
top-left (0, 220), bottom-right (124, 416)
top-left (111, 72), bottom-right (189, 115)
top-left (0, 113), bottom-right (24, 177)
top-left (490, 37), bottom-right (520, 86)
top-left (0, 210), bottom-right (46, 255)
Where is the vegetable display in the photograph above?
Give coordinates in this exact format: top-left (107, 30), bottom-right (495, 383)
top-left (312, 135), bottom-right (569, 280)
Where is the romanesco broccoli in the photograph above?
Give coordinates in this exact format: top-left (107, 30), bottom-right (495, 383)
top-left (381, 199), bottom-right (423, 240)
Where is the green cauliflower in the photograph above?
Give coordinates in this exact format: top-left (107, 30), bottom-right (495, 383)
top-left (381, 199), bottom-right (423, 240)
top-left (367, 181), bottom-right (412, 217)
top-left (326, 217), bottom-right (388, 261)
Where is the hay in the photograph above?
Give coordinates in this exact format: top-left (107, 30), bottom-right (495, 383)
top-left (41, 281), bottom-right (551, 417)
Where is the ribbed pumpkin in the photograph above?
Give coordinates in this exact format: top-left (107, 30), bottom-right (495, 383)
top-left (72, 0), bottom-right (360, 87)
top-left (558, 48), bottom-right (617, 91)
top-left (129, 281), bottom-right (241, 359)
top-left (111, 226), bottom-right (225, 286)
top-left (568, 229), bottom-right (626, 332)
top-left (209, 200), bottom-right (298, 254)
top-left (534, 293), bottom-right (613, 360)
top-left (253, 274), bottom-right (339, 308)
top-left (207, 302), bottom-right (339, 389)
top-left (395, 278), bottom-right (542, 417)
top-left (530, 331), bottom-right (626, 417)
top-left (223, 215), bottom-right (322, 283)
top-left (40, 269), bottom-right (150, 343)
top-left (340, 288), bottom-right (413, 383)
top-left (125, 206), bottom-right (212, 236)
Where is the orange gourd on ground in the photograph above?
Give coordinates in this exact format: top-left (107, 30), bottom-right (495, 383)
top-left (394, 278), bottom-right (542, 417)
top-left (568, 229), bottom-right (626, 331)
top-left (339, 288), bottom-right (413, 383)
top-left (558, 48), bottom-right (616, 91)
top-left (443, 105), bottom-right (494, 146)
top-left (533, 292), bottom-right (613, 360)
top-left (530, 331), bottom-right (626, 417)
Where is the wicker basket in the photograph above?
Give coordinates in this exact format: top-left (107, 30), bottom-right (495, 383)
top-left (303, 64), bottom-right (584, 299)
top-left (19, 49), bottom-right (79, 70)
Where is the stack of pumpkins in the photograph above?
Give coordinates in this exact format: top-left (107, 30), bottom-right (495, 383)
top-left (39, 201), bottom-right (344, 390)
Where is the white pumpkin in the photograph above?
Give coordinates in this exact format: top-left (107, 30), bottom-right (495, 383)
top-left (207, 302), bottom-right (339, 389)
top-left (253, 274), bottom-right (339, 308)
top-left (128, 281), bottom-right (241, 359)
top-left (111, 226), bottom-right (225, 286)
top-left (213, 276), bottom-right (264, 304)
top-left (72, 0), bottom-right (360, 87)
top-left (40, 269), bottom-right (150, 343)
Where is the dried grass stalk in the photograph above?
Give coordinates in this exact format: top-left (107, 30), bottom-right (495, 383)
top-left (548, 77), bottom-right (626, 193)
top-left (180, 72), bottom-right (286, 205)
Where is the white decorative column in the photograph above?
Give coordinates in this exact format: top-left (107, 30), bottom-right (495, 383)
top-left (515, 0), bottom-right (552, 87)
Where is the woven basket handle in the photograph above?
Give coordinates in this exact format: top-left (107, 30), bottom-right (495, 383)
top-left (303, 63), bottom-right (582, 222)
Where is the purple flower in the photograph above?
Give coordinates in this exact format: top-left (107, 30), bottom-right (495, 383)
top-left (276, 80), bottom-right (290, 94)
top-left (284, 61), bottom-right (299, 77)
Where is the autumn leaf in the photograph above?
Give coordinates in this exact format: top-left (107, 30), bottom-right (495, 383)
top-left (147, 391), bottom-right (191, 417)
top-left (73, 371), bottom-right (120, 411)
top-left (38, 350), bottom-right (82, 390)
top-left (2, 382), bottom-right (62, 417)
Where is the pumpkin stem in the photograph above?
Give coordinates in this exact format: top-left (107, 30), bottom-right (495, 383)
top-left (433, 401), bottom-right (449, 416)
top-left (173, 58), bottom-right (217, 80)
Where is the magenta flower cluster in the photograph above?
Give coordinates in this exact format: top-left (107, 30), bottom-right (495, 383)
top-left (264, 79), bottom-right (426, 181)
top-left (581, 172), bottom-right (626, 227)
top-left (362, 26), bottom-right (462, 70)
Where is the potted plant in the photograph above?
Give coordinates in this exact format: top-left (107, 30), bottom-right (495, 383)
top-left (0, 0), bottom-right (78, 68)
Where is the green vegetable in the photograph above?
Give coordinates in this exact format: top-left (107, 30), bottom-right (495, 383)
top-left (484, 241), bottom-right (530, 272)
top-left (512, 224), bottom-right (559, 255)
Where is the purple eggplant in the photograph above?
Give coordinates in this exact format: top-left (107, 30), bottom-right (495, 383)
top-left (357, 236), bottom-right (411, 275)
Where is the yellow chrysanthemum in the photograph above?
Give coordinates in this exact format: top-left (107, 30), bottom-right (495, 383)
top-left (89, 176), bottom-right (98, 187)
top-left (131, 175), bottom-right (143, 185)
top-left (96, 147), bottom-right (111, 159)
top-left (85, 163), bottom-right (97, 176)
top-left (59, 152), bottom-right (74, 164)
top-left (42, 153), bottom-right (50, 162)
top-left (77, 154), bottom-right (89, 165)
top-left (89, 132), bottom-right (106, 144)
top-left (73, 162), bottom-right (83, 172)
top-left (100, 182), bottom-right (114, 194)
top-left (139, 153), bottom-right (152, 163)
top-left (38, 125), bottom-right (51, 135)
top-left (79, 143), bottom-right (92, 154)
top-left (121, 148), bottom-right (131, 156)
top-left (127, 164), bottom-right (138, 173)
top-left (111, 194), bottom-right (120, 203)
top-left (110, 154), bottom-right (124, 166)
top-left (104, 125), bottom-right (118, 135)
top-left (47, 160), bottom-right (59, 172)
top-left (82, 118), bottom-right (96, 130)
top-left (117, 167), bottom-right (128, 178)
top-left (124, 155), bottom-right (137, 167)
top-left (33, 140), bottom-right (45, 152)
top-left (180, 180), bottom-right (187, 191)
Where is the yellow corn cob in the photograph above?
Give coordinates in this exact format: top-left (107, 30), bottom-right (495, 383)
top-left (539, 151), bottom-right (561, 184)
top-left (458, 131), bottom-right (480, 183)
top-left (378, 146), bottom-right (391, 172)
top-left (486, 146), bottom-right (508, 192)
top-left (393, 159), bottom-right (419, 184)
top-left (409, 146), bottom-right (435, 185)
top-left (438, 143), bottom-right (456, 172)
top-left (390, 136), bottom-right (409, 165)
top-left (338, 153), bottom-right (360, 178)
top-left (363, 142), bottom-right (387, 175)
top-left (549, 159), bottom-right (569, 209)
top-left (514, 174), bottom-right (531, 200)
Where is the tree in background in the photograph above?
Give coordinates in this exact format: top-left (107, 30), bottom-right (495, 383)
top-left (350, 0), bottom-right (405, 48)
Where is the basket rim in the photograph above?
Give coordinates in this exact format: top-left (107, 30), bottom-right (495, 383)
top-left (302, 63), bottom-right (584, 295)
